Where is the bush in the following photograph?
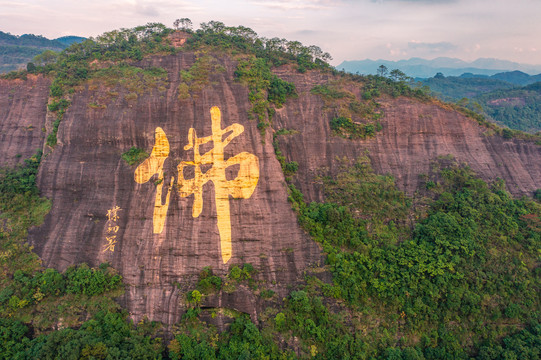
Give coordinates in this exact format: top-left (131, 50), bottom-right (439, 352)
top-left (121, 147), bottom-right (148, 165)
top-left (283, 161), bottom-right (298, 176)
top-left (502, 128), bottom-right (514, 139)
top-left (65, 263), bottom-right (122, 296)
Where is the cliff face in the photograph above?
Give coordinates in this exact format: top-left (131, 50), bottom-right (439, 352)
top-left (272, 70), bottom-right (541, 202)
top-left (26, 53), bottom-right (322, 324)
top-left (0, 75), bottom-right (50, 166)
top-left (1, 50), bottom-right (540, 325)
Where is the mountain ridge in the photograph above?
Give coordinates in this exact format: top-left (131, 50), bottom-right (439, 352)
top-left (338, 57), bottom-right (541, 77)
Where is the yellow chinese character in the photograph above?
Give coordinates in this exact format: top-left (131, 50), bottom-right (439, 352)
top-left (134, 107), bottom-right (259, 264)
top-left (107, 225), bottom-right (119, 233)
top-left (103, 235), bottom-right (117, 252)
top-left (106, 206), bottom-right (121, 222)
top-left (178, 106), bottom-right (259, 263)
top-left (134, 127), bottom-right (174, 234)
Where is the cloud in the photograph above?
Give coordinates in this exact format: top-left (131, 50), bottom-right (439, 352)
top-left (408, 41), bottom-right (457, 53)
top-left (295, 29), bottom-right (319, 35)
top-left (372, 0), bottom-right (457, 3)
top-left (250, 0), bottom-right (333, 11)
top-left (135, 2), bottom-right (160, 16)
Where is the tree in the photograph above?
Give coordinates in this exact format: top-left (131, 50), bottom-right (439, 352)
top-left (174, 18), bottom-right (193, 31)
top-left (32, 50), bottom-right (58, 66)
top-left (434, 72), bottom-right (445, 79)
top-left (377, 64), bottom-right (388, 77)
top-left (390, 69), bottom-right (407, 82)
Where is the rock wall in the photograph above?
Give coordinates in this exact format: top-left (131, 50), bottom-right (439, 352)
top-left (1, 50), bottom-right (540, 325)
top-left (0, 75), bottom-right (50, 166)
top-left (27, 54), bottom-right (322, 324)
top-left (272, 71), bottom-right (541, 202)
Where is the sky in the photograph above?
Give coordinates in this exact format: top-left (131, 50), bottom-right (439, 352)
top-left (1, 0), bottom-right (540, 66)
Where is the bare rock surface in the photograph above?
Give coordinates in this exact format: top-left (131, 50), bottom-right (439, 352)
top-left (272, 70), bottom-right (541, 201)
top-left (27, 54), bottom-right (322, 324)
top-left (0, 75), bottom-right (50, 166)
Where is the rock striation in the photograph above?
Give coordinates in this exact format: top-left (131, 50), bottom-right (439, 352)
top-left (0, 75), bottom-right (50, 166)
top-left (0, 50), bottom-right (539, 324)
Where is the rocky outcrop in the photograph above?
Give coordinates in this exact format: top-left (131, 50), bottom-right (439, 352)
top-left (272, 70), bottom-right (541, 201)
top-left (0, 75), bottom-right (50, 166)
top-left (27, 53), bottom-right (322, 324)
top-left (1, 50), bottom-right (539, 325)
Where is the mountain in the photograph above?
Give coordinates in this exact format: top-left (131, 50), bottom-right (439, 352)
top-left (473, 81), bottom-right (541, 133)
top-left (421, 75), bottom-right (516, 100)
top-left (54, 35), bottom-right (86, 47)
top-left (418, 71), bottom-right (541, 132)
top-left (489, 70), bottom-right (541, 85)
top-left (337, 57), bottom-right (541, 78)
top-left (0, 31), bottom-right (85, 73)
top-left (1, 24), bottom-right (540, 358)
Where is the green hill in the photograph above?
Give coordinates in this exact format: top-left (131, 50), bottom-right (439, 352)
top-left (474, 81), bottom-right (541, 133)
top-left (0, 31), bottom-right (85, 73)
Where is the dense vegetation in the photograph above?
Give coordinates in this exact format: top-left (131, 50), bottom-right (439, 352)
top-left (283, 156), bottom-right (540, 357)
top-left (421, 74), bottom-right (516, 101)
top-left (0, 30), bottom-right (69, 73)
top-left (419, 73), bottom-right (541, 133)
top-left (474, 82), bottom-right (541, 133)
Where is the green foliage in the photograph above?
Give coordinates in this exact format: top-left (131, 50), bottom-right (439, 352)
top-left (64, 263), bottom-right (122, 296)
top-left (284, 156), bottom-right (541, 356)
top-left (47, 98), bottom-right (70, 112)
top-left (330, 116), bottom-right (381, 139)
top-left (534, 189), bottom-right (541, 201)
top-left (283, 161), bottom-right (299, 176)
top-left (310, 84), bottom-right (352, 100)
top-left (228, 263), bottom-right (255, 281)
top-left (196, 267), bottom-right (222, 294)
top-left (91, 64), bottom-right (169, 95)
top-left (178, 55), bottom-right (224, 99)
top-left (169, 314), bottom-right (294, 359)
top-left (234, 56), bottom-right (296, 135)
top-left (45, 99), bottom-right (71, 147)
top-left (268, 75), bottom-right (297, 108)
top-left (186, 22), bottom-right (332, 72)
top-left (9, 310), bottom-right (164, 359)
top-left (502, 128), bottom-right (514, 139)
top-left (421, 75), bottom-right (515, 101)
top-left (121, 147), bottom-right (149, 166)
top-left (474, 82), bottom-right (541, 133)
top-left (187, 290), bottom-right (202, 304)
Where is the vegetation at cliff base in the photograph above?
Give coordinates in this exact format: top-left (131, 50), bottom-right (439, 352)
top-left (284, 156), bottom-right (540, 357)
top-left (0, 154), bottom-right (161, 358)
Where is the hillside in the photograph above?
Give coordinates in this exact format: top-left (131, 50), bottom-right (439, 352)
top-left (420, 74), bottom-right (516, 100)
top-left (416, 72), bottom-right (541, 133)
top-left (473, 81), bottom-right (541, 133)
top-left (0, 23), bottom-right (540, 358)
top-left (0, 31), bottom-right (85, 73)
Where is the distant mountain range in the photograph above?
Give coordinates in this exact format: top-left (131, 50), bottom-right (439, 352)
top-left (337, 57), bottom-right (541, 78)
top-left (417, 71), bottom-right (541, 133)
top-left (0, 31), bottom-right (85, 73)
